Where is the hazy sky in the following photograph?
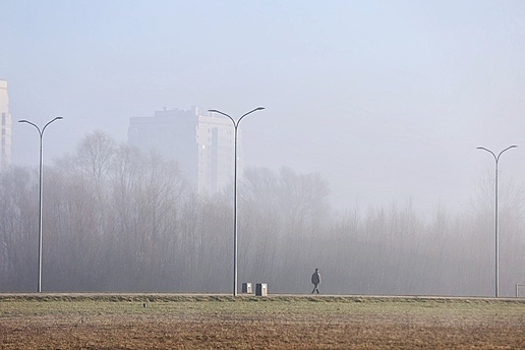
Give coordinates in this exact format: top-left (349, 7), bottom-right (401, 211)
top-left (1, 1), bottom-right (525, 214)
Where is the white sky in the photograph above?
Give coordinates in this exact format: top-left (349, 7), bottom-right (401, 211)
top-left (1, 0), bottom-right (525, 214)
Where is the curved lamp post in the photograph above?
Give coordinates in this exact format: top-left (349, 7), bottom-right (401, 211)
top-left (477, 144), bottom-right (517, 297)
top-left (208, 107), bottom-right (264, 296)
top-left (18, 116), bottom-right (63, 292)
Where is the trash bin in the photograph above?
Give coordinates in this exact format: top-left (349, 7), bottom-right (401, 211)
top-left (241, 282), bottom-right (252, 294)
top-left (255, 283), bottom-right (267, 296)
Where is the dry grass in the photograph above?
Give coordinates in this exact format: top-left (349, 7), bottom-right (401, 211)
top-left (1, 294), bottom-right (525, 349)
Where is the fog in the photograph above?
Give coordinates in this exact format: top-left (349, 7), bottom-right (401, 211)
top-left (1, 1), bottom-right (525, 295)
top-left (2, 131), bottom-right (525, 296)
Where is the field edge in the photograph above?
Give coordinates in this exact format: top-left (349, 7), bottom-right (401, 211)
top-left (2, 292), bottom-right (525, 304)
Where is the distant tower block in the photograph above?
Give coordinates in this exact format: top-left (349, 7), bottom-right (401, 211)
top-left (0, 80), bottom-right (12, 170)
top-left (127, 107), bottom-right (238, 197)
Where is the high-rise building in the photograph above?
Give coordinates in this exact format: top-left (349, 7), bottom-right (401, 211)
top-left (196, 114), bottom-right (239, 196)
top-left (128, 107), bottom-right (200, 188)
top-left (0, 80), bottom-right (12, 171)
top-left (128, 107), bottom-right (239, 196)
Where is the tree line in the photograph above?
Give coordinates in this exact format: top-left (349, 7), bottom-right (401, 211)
top-left (1, 130), bottom-right (525, 296)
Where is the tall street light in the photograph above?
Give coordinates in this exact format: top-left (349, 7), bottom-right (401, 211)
top-left (477, 144), bottom-right (517, 297)
top-left (18, 116), bottom-right (63, 292)
top-left (208, 107), bottom-right (264, 296)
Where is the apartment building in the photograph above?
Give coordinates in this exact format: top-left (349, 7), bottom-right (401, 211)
top-left (196, 113), bottom-right (238, 197)
top-left (0, 80), bottom-right (12, 171)
top-left (128, 107), bottom-right (238, 196)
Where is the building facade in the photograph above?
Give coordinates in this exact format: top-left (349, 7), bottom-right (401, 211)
top-left (0, 80), bottom-right (12, 171)
top-left (128, 107), bottom-right (239, 196)
top-left (196, 114), bottom-right (240, 197)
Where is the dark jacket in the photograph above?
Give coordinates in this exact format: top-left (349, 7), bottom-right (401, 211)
top-left (311, 271), bottom-right (321, 285)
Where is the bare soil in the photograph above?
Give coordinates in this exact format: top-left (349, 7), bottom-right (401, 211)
top-left (1, 294), bottom-right (525, 349)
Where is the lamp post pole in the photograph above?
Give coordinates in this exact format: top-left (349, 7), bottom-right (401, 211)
top-left (19, 116), bottom-right (63, 293)
top-left (477, 145), bottom-right (517, 297)
top-left (208, 107), bottom-right (264, 296)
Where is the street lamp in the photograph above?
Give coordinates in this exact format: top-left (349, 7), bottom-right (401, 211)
top-left (477, 144), bottom-right (517, 297)
top-left (18, 116), bottom-right (63, 292)
top-left (208, 107), bottom-right (264, 296)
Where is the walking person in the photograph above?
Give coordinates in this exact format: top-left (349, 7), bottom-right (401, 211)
top-left (311, 268), bottom-right (321, 294)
